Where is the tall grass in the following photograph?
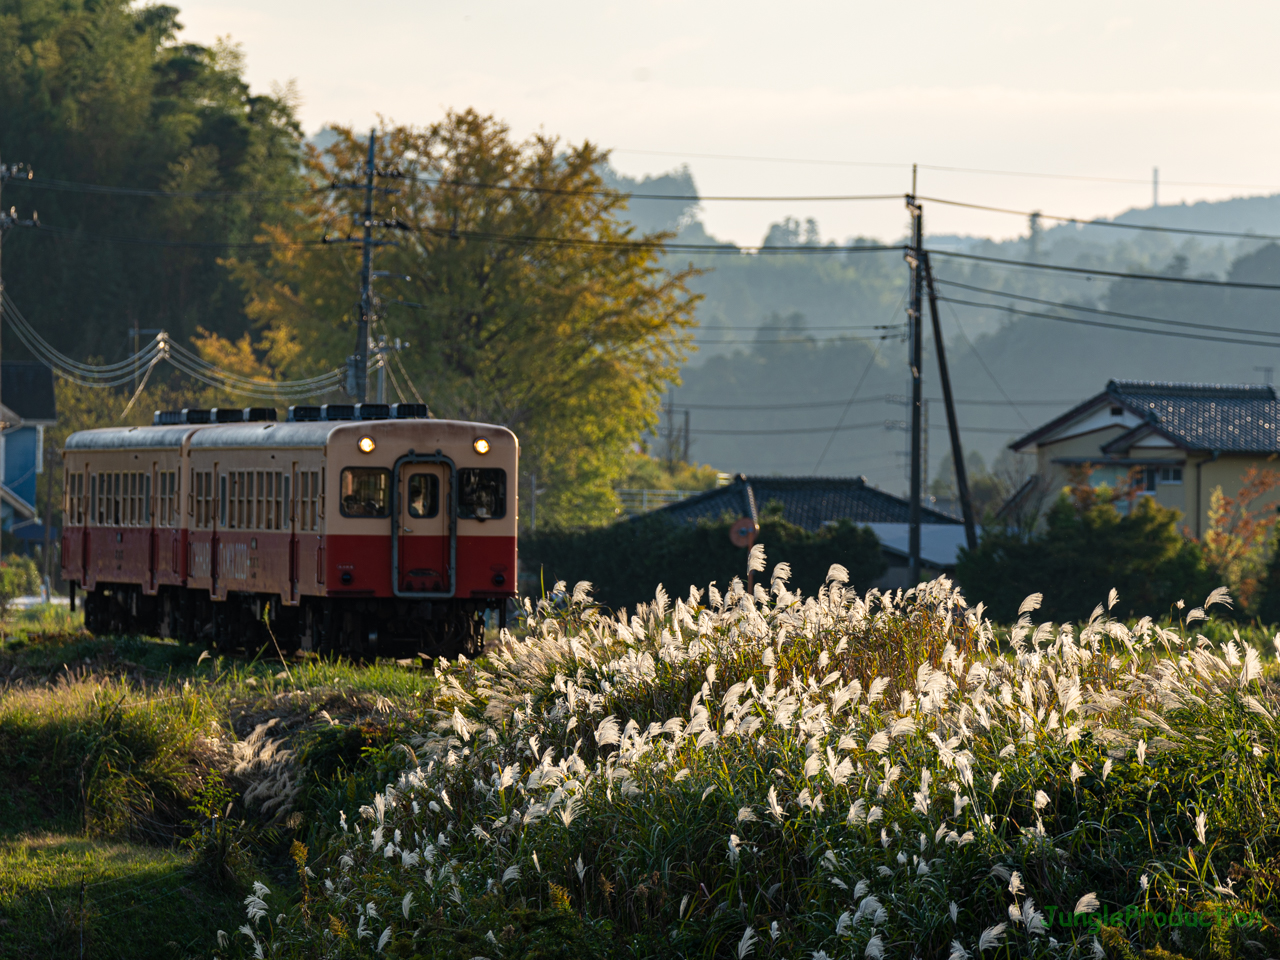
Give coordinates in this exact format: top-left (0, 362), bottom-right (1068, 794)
top-left (225, 566), bottom-right (1280, 959)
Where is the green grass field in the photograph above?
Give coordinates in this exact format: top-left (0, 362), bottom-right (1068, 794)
top-left (3, 589), bottom-right (1280, 959)
top-left (0, 605), bottom-right (442, 960)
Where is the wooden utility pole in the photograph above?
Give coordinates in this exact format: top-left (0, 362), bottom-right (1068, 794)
top-left (906, 169), bottom-right (924, 584)
top-left (923, 252), bottom-right (978, 551)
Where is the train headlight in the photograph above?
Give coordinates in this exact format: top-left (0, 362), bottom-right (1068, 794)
top-left (473, 437), bottom-right (490, 455)
top-left (358, 436), bottom-right (376, 454)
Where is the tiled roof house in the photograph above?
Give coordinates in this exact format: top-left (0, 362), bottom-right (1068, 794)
top-left (648, 475), bottom-right (967, 582)
top-left (1008, 379), bottom-right (1280, 536)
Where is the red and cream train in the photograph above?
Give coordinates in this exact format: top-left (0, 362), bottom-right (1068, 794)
top-left (59, 403), bottom-right (518, 656)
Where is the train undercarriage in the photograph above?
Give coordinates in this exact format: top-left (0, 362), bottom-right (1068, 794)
top-left (81, 582), bottom-right (499, 659)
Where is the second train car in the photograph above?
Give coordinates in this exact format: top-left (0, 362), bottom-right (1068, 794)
top-left (60, 404), bottom-right (518, 657)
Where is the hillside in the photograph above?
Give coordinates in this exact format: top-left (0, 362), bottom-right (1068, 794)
top-left (605, 164), bottom-right (1280, 494)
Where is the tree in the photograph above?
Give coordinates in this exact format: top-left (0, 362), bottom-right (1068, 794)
top-left (956, 484), bottom-right (1215, 623)
top-left (523, 503), bottom-right (886, 611)
top-left (0, 0), bottom-right (304, 363)
top-left (219, 112), bottom-right (700, 527)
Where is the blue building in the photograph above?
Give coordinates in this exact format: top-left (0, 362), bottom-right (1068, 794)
top-left (0, 362), bottom-right (57, 535)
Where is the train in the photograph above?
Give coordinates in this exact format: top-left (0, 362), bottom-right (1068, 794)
top-left (59, 402), bottom-right (518, 657)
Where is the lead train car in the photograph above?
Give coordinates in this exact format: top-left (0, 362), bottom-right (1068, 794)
top-left (60, 414), bottom-right (518, 657)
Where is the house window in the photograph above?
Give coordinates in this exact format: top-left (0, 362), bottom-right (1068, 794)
top-left (1110, 405), bottom-right (1124, 416)
top-left (1159, 467), bottom-right (1183, 484)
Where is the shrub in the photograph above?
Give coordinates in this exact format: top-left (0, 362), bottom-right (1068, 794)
top-left (956, 493), bottom-right (1215, 623)
top-left (0, 553), bottom-right (42, 618)
top-left (522, 505), bottom-right (886, 610)
top-left (224, 559), bottom-right (1280, 960)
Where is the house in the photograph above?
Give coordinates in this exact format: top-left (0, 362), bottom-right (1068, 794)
top-left (1008, 379), bottom-right (1280, 536)
top-left (0, 362), bottom-right (58, 534)
top-left (649, 474), bottom-right (967, 587)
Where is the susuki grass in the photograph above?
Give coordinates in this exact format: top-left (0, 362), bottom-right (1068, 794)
top-left (223, 554), bottom-right (1280, 959)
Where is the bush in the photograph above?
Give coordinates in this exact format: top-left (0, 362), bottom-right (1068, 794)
top-left (224, 564), bottom-right (1280, 960)
top-left (522, 504), bottom-right (886, 610)
top-left (956, 493), bottom-right (1216, 623)
top-left (0, 553), bottom-right (42, 618)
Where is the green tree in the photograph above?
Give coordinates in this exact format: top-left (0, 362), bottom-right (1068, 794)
top-left (523, 503), bottom-right (886, 610)
top-left (956, 492), bottom-right (1215, 623)
top-left (221, 112), bottom-right (700, 527)
top-left (0, 0), bottom-right (304, 363)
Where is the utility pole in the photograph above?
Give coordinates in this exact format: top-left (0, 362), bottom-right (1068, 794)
top-left (664, 389), bottom-right (676, 468)
top-left (905, 168), bottom-right (924, 584)
top-left (42, 442), bottom-right (54, 589)
top-left (354, 130), bottom-right (376, 403)
top-left (0, 161), bottom-right (35, 432)
top-left (1153, 167), bottom-right (1159, 208)
top-left (923, 252), bottom-right (978, 551)
top-left (682, 408), bottom-right (690, 463)
top-left (325, 131), bottom-right (408, 402)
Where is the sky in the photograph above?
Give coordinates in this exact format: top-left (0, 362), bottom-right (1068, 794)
top-left (175, 0), bottom-right (1280, 246)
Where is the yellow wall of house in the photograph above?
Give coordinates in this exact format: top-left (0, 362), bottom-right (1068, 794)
top-left (1184, 454), bottom-right (1280, 538)
top-left (1034, 436), bottom-right (1280, 538)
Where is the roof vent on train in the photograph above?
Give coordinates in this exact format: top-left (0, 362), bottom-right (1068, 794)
top-left (209, 407), bottom-right (245, 423)
top-left (153, 408), bottom-right (212, 425)
top-left (356, 403), bottom-right (390, 420)
top-left (287, 405), bottom-right (322, 422)
top-left (320, 404), bottom-right (356, 421)
top-left (243, 407), bottom-right (278, 422)
top-left (392, 402), bottom-right (430, 419)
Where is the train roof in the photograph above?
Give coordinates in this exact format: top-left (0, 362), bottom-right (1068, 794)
top-left (64, 419), bottom-right (514, 453)
top-left (64, 425), bottom-right (205, 451)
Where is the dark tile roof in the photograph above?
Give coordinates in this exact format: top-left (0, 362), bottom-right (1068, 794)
top-left (649, 475), bottom-right (961, 531)
top-left (1011, 379), bottom-right (1280, 455)
top-left (1107, 379), bottom-right (1280, 453)
top-left (2, 362), bottom-right (56, 423)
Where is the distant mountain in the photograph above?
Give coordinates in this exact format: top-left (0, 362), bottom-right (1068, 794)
top-left (604, 169), bottom-right (1280, 497)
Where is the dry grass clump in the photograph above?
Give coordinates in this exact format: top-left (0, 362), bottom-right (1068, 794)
top-left (220, 558), bottom-right (1280, 960)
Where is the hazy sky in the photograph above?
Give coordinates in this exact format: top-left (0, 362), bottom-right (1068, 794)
top-left (176, 0), bottom-right (1280, 245)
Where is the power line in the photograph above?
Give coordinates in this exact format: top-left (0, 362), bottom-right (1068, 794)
top-left (940, 297), bottom-right (1032, 427)
top-left (613, 148), bottom-right (1280, 190)
top-left (420, 225), bottom-right (904, 256)
top-left (679, 395), bottom-right (1076, 411)
top-left (935, 277), bottom-right (1280, 339)
top-left (938, 292), bottom-right (1280, 350)
top-left (920, 195), bottom-right (1280, 243)
top-left (692, 421), bottom-right (1023, 437)
top-left (928, 248), bottom-right (1280, 290)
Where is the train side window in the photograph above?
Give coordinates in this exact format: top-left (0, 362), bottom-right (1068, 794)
top-left (407, 473), bottom-right (440, 518)
top-left (272, 471), bottom-right (282, 530)
top-left (458, 468), bottom-right (506, 520)
top-left (92, 474), bottom-right (99, 524)
top-left (340, 468), bottom-right (391, 518)
top-left (144, 472), bottom-right (151, 524)
top-left (113, 473), bottom-right (121, 526)
top-left (255, 470), bottom-right (264, 529)
top-left (220, 474), bottom-right (228, 528)
top-left (282, 474), bottom-right (290, 527)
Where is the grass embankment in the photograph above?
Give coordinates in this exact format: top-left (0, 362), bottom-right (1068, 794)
top-left (0, 609), bottom-right (444, 959)
top-left (222, 575), bottom-right (1280, 960)
top-left (5, 591), bottom-right (1280, 959)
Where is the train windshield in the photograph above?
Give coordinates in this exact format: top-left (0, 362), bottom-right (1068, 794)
top-left (340, 467), bottom-right (391, 517)
top-left (458, 468), bottom-right (506, 520)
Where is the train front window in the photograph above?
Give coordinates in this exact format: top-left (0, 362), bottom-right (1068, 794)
top-left (407, 473), bottom-right (439, 518)
top-left (340, 467), bottom-right (391, 518)
top-left (458, 468), bottom-right (506, 520)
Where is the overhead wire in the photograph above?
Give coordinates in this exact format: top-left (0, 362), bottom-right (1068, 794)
top-left (927, 248), bottom-right (1280, 290)
top-left (920, 195), bottom-right (1280, 243)
top-left (938, 293), bottom-right (1280, 350)
top-left (934, 277), bottom-right (1280, 339)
